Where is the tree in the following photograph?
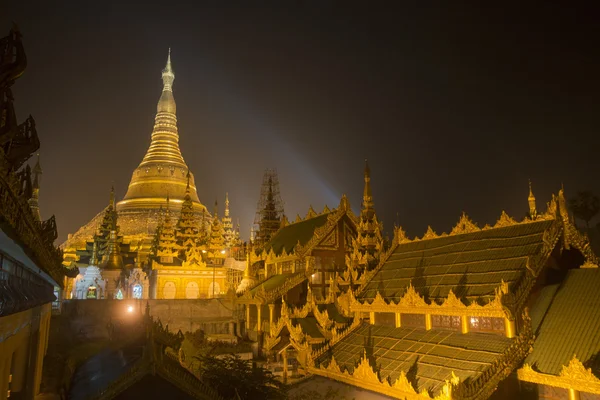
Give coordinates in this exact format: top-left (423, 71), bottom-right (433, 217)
top-left (569, 191), bottom-right (600, 229)
top-left (194, 354), bottom-right (286, 400)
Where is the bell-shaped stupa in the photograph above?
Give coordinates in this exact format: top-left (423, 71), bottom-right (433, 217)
top-left (117, 49), bottom-right (206, 215)
top-left (63, 50), bottom-right (208, 251)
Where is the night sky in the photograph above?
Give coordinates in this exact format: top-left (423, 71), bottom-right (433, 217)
top-left (2, 2), bottom-right (599, 243)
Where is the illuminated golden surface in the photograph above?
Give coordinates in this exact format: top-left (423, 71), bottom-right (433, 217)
top-left (117, 50), bottom-right (206, 214)
top-left (518, 355), bottom-right (600, 395)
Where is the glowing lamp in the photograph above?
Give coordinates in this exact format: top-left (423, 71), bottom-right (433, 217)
top-left (202, 250), bottom-right (207, 253)
top-left (127, 305), bottom-right (134, 313)
top-left (221, 250), bottom-right (226, 254)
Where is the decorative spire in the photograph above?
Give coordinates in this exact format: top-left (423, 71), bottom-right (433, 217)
top-left (109, 185), bottom-right (115, 209)
top-left (209, 199), bottom-right (226, 257)
top-left (118, 50), bottom-right (207, 217)
top-left (349, 160), bottom-right (383, 273)
top-left (363, 159), bottom-right (373, 210)
top-left (528, 180), bottom-right (537, 219)
top-left (32, 153), bottom-right (42, 189)
top-left (103, 229), bottom-right (124, 270)
top-left (222, 193), bottom-right (235, 248)
top-left (28, 153), bottom-right (42, 221)
top-left (225, 192), bottom-right (230, 217)
top-left (161, 48), bottom-right (174, 92)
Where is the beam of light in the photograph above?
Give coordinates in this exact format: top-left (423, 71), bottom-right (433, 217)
top-left (181, 61), bottom-right (343, 242)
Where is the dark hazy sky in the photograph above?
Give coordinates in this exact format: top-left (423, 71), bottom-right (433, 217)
top-left (2, 2), bottom-right (599, 243)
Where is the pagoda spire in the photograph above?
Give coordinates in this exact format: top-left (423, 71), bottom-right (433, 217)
top-left (118, 50), bottom-right (207, 216)
top-left (28, 153), bottom-right (42, 221)
top-left (154, 195), bottom-right (179, 264)
top-left (102, 229), bottom-right (124, 269)
top-left (94, 186), bottom-right (121, 264)
top-left (209, 199), bottom-right (226, 257)
top-left (223, 192), bottom-right (234, 248)
top-left (109, 185), bottom-right (115, 209)
top-left (176, 181), bottom-right (201, 259)
top-left (362, 159), bottom-right (373, 211)
top-left (348, 159), bottom-right (383, 273)
top-left (528, 180), bottom-right (537, 219)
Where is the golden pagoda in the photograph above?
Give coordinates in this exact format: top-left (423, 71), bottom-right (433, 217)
top-left (117, 49), bottom-right (207, 219)
top-left (63, 50), bottom-right (210, 264)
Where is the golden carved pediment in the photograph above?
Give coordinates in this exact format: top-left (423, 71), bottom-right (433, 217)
top-left (494, 211), bottom-right (517, 228)
top-left (450, 212), bottom-right (479, 235)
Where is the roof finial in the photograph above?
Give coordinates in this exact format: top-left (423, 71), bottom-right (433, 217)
top-left (362, 159), bottom-right (373, 210)
top-left (161, 48), bottom-right (174, 92)
top-left (32, 153), bottom-right (42, 189)
top-left (225, 192), bottom-right (230, 217)
top-left (109, 185), bottom-right (115, 208)
top-left (528, 179), bottom-right (537, 220)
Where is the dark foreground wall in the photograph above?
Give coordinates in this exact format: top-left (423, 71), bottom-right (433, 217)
top-left (61, 298), bottom-right (237, 338)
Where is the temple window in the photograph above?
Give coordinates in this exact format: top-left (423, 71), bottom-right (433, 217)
top-left (185, 282), bottom-right (199, 299)
top-left (281, 261), bottom-right (292, 274)
top-left (469, 316), bottom-right (505, 334)
top-left (401, 313), bottom-right (426, 328)
top-left (431, 315), bottom-right (461, 331)
top-left (115, 289), bottom-right (124, 300)
top-left (163, 281), bottom-right (176, 299)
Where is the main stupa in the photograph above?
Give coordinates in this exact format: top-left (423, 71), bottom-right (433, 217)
top-left (63, 51), bottom-right (208, 251)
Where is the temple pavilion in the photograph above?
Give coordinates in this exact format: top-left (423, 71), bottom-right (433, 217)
top-left (238, 163), bottom-right (600, 400)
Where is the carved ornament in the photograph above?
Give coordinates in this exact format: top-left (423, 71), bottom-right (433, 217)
top-left (450, 212), bottom-right (480, 235)
top-left (309, 349), bottom-right (456, 400)
top-left (494, 211), bottom-right (517, 228)
top-left (351, 282), bottom-right (510, 319)
top-left (517, 355), bottom-right (600, 394)
top-left (422, 226), bottom-right (438, 240)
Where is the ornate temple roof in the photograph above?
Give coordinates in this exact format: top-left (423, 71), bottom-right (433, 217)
top-left (264, 212), bottom-right (332, 256)
top-left (359, 218), bottom-right (555, 304)
top-left (314, 322), bottom-right (515, 395)
top-left (117, 50), bottom-right (207, 214)
top-left (525, 267), bottom-right (600, 375)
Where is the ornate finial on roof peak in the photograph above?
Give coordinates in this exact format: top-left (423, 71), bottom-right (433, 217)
top-left (528, 180), bottom-right (537, 219)
top-left (160, 48), bottom-right (175, 96)
top-left (109, 185), bottom-right (115, 208)
top-left (339, 194), bottom-right (350, 211)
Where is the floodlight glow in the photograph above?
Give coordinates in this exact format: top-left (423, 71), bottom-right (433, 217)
top-left (127, 305), bottom-right (134, 313)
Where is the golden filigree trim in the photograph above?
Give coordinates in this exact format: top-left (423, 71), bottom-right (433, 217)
top-left (350, 282), bottom-right (510, 318)
top-left (450, 212), bottom-right (480, 235)
top-left (494, 211), bottom-right (517, 228)
top-left (308, 350), bottom-right (457, 400)
top-left (422, 226), bottom-right (439, 240)
top-left (517, 355), bottom-right (600, 394)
